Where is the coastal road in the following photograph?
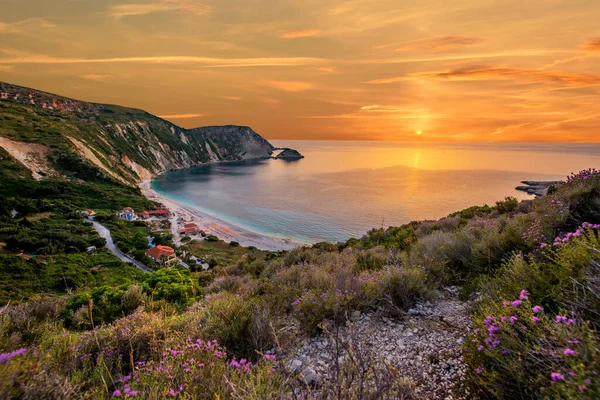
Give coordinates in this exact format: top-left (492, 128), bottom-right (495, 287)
top-left (90, 221), bottom-right (153, 273)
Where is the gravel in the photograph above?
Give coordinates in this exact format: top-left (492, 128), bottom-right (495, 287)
top-left (285, 287), bottom-right (472, 399)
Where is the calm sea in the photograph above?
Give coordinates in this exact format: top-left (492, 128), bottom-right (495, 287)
top-left (152, 141), bottom-right (600, 244)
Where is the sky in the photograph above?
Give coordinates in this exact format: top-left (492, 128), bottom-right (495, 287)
top-left (1, 0), bottom-right (600, 142)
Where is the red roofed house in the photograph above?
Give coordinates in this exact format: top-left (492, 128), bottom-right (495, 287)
top-left (179, 222), bottom-right (199, 235)
top-left (139, 209), bottom-right (171, 220)
top-left (146, 245), bottom-right (177, 265)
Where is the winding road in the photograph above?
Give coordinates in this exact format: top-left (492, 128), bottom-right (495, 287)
top-left (91, 221), bottom-right (152, 273)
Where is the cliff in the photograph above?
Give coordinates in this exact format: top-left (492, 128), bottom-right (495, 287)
top-left (0, 82), bottom-right (277, 185)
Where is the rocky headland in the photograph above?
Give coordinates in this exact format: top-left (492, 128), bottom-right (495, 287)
top-left (515, 180), bottom-right (563, 197)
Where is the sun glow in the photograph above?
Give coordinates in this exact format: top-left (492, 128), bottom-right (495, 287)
top-left (417, 131), bottom-right (422, 135)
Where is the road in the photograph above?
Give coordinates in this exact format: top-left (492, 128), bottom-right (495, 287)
top-left (91, 221), bottom-right (153, 273)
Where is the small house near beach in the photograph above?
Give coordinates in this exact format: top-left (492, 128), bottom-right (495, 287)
top-left (120, 207), bottom-right (136, 221)
top-left (146, 245), bottom-right (177, 265)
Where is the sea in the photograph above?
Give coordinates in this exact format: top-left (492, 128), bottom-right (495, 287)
top-left (152, 141), bottom-right (600, 244)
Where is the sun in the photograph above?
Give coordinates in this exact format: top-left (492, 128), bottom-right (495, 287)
top-left (417, 131), bottom-right (422, 135)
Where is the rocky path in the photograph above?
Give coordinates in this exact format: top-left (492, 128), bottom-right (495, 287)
top-left (287, 287), bottom-right (471, 399)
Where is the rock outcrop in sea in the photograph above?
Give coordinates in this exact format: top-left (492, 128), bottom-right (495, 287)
top-left (274, 148), bottom-right (305, 159)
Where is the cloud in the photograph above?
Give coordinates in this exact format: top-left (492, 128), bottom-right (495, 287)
top-left (162, 0), bottom-right (211, 15)
top-left (263, 80), bottom-right (315, 92)
top-left (534, 114), bottom-right (600, 130)
top-left (79, 74), bottom-right (112, 82)
top-left (359, 49), bottom-right (567, 65)
top-left (0, 18), bottom-right (56, 34)
top-left (580, 38), bottom-right (600, 51)
top-left (261, 97), bottom-right (281, 105)
top-left (366, 65), bottom-right (600, 88)
top-left (221, 96), bottom-right (242, 101)
top-left (278, 29), bottom-right (321, 39)
top-left (0, 54), bottom-right (322, 68)
top-left (108, 1), bottom-right (210, 18)
top-left (316, 67), bottom-right (337, 73)
top-left (396, 36), bottom-right (484, 52)
top-left (359, 105), bottom-right (428, 113)
top-left (158, 113), bottom-right (204, 119)
top-left (491, 122), bottom-right (532, 135)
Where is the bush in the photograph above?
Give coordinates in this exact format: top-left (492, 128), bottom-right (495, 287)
top-left (495, 196), bottom-right (519, 214)
top-left (230, 241), bottom-right (240, 247)
top-left (466, 290), bottom-right (599, 399)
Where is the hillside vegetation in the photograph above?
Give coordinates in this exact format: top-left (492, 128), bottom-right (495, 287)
top-left (0, 169), bottom-right (599, 399)
top-left (0, 81), bottom-right (275, 185)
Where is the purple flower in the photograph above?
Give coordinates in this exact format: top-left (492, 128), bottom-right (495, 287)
top-left (585, 379), bottom-right (592, 385)
top-left (579, 386), bottom-right (586, 392)
top-left (113, 390), bottom-right (122, 398)
top-left (532, 305), bottom-right (544, 313)
top-left (551, 372), bottom-right (564, 381)
top-left (512, 300), bottom-right (522, 307)
top-left (476, 367), bottom-right (483, 374)
top-left (567, 319), bottom-right (576, 326)
top-left (509, 316), bottom-right (518, 324)
top-left (264, 354), bottom-right (276, 361)
top-left (477, 345), bottom-right (484, 351)
top-left (519, 290), bottom-right (529, 300)
top-left (0, 348), bottom-right (27, 364)
top-left (556, 315), bottom-right (568, 324)
top-left (563, 348), bottom-right (576, 356)
top-left (532, 316), bottom-right (540, 323)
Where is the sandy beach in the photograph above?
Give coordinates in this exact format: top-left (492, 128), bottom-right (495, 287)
top-left (139, 180), bottom-right (301, 251)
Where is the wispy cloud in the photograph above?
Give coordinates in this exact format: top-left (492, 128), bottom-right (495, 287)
top-left (108, 1), bottom-right (210, 18)
top-left (366, 65), bottom-right (600, 88)
top-left (491, 122), bottom-right (532, 135)
top-left (316, 67), bottom-right (337, 73)
top-left (79, 74), bottom-right (112, 82)
top-left (396, 36), bottom-right (484, 52)
top-left (0, 54), bottom-right (322, 68)
top-left (163, 0), bottom-right (211, 15)
top-left (159, 113), bottom-right (204, 119)
top-left (534, 113), bottom-right (600, 130)
top-left (359, 105), bottom-right (430, 113)
top-left (359, 49), bottom-right (568, 65)
top-left (580, 38), bottom-right (600, 52)
top-left (222, 96), bottom-right (242, 101)
top-left (278, 29), bottom-right (321, 39)
top-left (261, 97), bottom-right (281, 105)
top-left (263, 80), bottom-right (315, 92)
top-left (0, 18), bottom-right (55, 34)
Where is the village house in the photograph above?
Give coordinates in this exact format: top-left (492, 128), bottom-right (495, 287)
top-left (179, 222), bottom-right (200, 235)
top-left (83, 209), bottom-right (96, 220)
top-left (146, 245), bottom-right (177, 265)
top-left (139, 209), bottom-right (171, 220)
top-left (119, 207), bottom-right (136, 221)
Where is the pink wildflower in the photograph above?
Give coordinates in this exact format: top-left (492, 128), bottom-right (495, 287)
top-left (563, 348), bottom-right (576, 356)
top-left (532, 305), bottom-right (543, 313)
top-left (519, 290), bottom-right (529, 300)
top-left (551, 372), bottom-right (564, 381)
top-left (512, 300), bottom-right (522, 307)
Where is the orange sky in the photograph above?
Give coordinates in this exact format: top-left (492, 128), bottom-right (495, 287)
top-left (1, 0), bottom-right (600, 142)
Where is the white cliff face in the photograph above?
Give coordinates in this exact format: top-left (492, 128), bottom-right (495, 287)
top-left (0, 81), bottom-right (292, 186)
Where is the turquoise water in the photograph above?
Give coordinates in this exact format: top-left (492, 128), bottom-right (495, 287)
top-left (152, 141), bottom-right (600, 243)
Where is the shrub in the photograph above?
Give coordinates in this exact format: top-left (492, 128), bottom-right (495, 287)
top-left (200, 293), bottom-right (274, 360)
top-left (466, 290), bottom-right (599, 399)
top-left (230, 241), bottom-right (240, 247)
top-left (495, 196), bottom-right (519, 214)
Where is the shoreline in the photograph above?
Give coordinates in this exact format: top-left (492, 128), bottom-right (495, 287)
top-left (139, 179), bottom-right (302, 252)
